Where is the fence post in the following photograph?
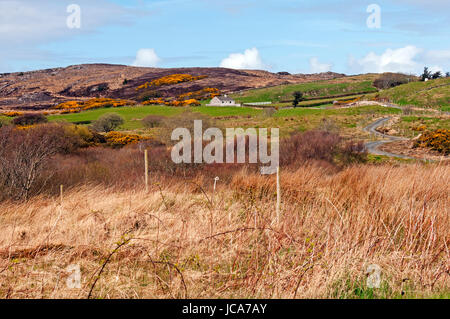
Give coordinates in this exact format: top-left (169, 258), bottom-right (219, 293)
top-left (60, 185), bottom-right (63, 206)
top-left (144, 149), bottom-right (149, 192)
top-left (276, 166), bottom-right (281, 223)
top-left (212, 176), bottom-right (219, 204)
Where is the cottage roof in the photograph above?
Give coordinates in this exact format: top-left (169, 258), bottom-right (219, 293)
top-left (217, 95), bottom-right (234, 102)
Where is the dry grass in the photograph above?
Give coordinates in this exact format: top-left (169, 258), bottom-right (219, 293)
top-left (0, 163), bottom-right (448, 299)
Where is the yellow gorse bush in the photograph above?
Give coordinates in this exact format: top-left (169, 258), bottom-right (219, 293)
top-left (177, 87), bottom-right (220, 100)
top-left (414, 129), bottom-right (450, 155)
top-left (142, 98), bottom-right (201, 107)
top-left (333, 96), bottom-right (361, 106)
top-left (105, 131), bottom-right (148, 147)
top-left (55, 98), bottom-right (136, 111)
top-left (2, 111), bottom-right (24, 117)
top-left (136, 74), bottom-right (208, 90)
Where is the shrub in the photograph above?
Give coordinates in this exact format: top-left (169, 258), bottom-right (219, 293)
top-left (136, 74), bottom-right (208, 90)
top-left (12, 113), bottom-right (48, 126)
top-left (63, 124), bottom-right (106, 149)
top-left (105, 131), bottom-right (147, 148)
top-left (2, 111), bottom-right (23, 117)
top-left (91, 113), bottom-right (125, 132)
top-left (142, 115), bottom-right (164, 128)
top-left (55, 98), bottom-right (136, 111)
top-left (413, 129), bottom-right (450, 155)
top-left (177, 88), bottom-right (220, 101)
top-left (373, 73), bottom-right (417, 89)
top-left (0, 124), bottom-right (82, 199)
top-left (280, 130), bottom-right (367, 166)
top-left (142, 98), bottom-right (201, 107)
top-left (0, 117), bottom-right (11, 128)
top-left (263, 108), bottom-right (276, 117)
top-left (160, 111), bottom-right (217, 146)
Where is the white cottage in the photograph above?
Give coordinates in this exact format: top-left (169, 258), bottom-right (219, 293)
top-left (207, 95), bottom-right (241, 107)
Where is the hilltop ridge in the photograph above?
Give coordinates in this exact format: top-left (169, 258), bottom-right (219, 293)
top-left (0, 64), bottom-right (345, 110)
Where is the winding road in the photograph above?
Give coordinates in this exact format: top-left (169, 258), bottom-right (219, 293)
top-left (363, 117), bottom-right (415, 159)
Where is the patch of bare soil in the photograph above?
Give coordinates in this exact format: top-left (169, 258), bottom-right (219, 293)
top-left (380, 140), bottom-right (450, 161)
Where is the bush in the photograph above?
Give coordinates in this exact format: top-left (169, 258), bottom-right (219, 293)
top-left (0, 117), bottom-right (11, 128)
top-left (373, 73), bottom-right (417, 89)
top-left (91, 113), bottom-right (125, 132)
top-left (160, 110), bottom-right (217, 146)
top-left (142, 115), bottom-right (164, 128)
top-left (12, 113), bottom-right (48, 126)
top-left (0, 124), bottom-right (82, 199)
top-left (280, 130), bottom-right (367, 166)
top-left (263, 108), bottom-right (276, 118)
top-left (413, 129), bottom-right (450, 155)
top-left (105, 131), bottom-right (146, 148)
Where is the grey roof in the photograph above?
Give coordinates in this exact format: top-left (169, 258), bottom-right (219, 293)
top-left (216, 95), bottom-right (234, 102)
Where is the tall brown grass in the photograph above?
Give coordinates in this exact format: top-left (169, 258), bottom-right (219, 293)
top-left (0, 162), bottom-right (448, 299)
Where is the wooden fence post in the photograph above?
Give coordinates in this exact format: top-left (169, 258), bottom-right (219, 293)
top-left (60, 185), bottom-right (63, 206)
top-left (144, 149), bottom-right (149, 192)
top-left (276, 166), bottom-right (281, 223)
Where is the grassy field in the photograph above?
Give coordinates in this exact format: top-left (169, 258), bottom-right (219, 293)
top-left (47, 104), bottom-right (405, 137)
top-left (0, 164), bottom-right (448, 298)
top-left (231, 80), bottom-right (377, 104)
top-left (390, 115), bottom-right (450, 138)
top-left (48, 105), bottom-right (185, 130)
top-left (373, 77), bottom-right (450, 111)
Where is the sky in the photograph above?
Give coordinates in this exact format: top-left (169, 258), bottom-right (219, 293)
top-left (0, 0), bottom-right (449, 75)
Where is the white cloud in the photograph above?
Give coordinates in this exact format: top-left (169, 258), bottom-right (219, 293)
top-left (428, 65), bottom-right (444, 74)
top-left (132, 49), bottom-right (161, 67)
top-left (219, 48), bottom-right (264, 70)
top-left (0, 0), bottom-right (150, 72)
top-left (349, 45), bottom-right (450, 75)
top-left (349, 45), bottom-right (423, 74)
top-left (309, 57), bottom-right (332, 73)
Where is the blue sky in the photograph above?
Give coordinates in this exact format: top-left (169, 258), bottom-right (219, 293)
top-left (1, 0), bottom-right (449, 75)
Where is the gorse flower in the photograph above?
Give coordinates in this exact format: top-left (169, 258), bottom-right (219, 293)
top-left (414, 129), bottom-right (450, 155)
top-left (54, 98), bottom-right (136, 111)
top-left (136, 74), bottom-right (208, 91)
top-left (105, 131), bottom-right (149, 147)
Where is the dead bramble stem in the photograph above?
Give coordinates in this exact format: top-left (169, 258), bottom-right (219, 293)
top-left (87, 235), bottom-right (132, 299)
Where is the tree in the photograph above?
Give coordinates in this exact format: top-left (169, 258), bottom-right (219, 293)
top-left (446, 72), bottom-right (450, 78)
top-left (293, 91), bottom-right (304, 107)
top-left (421, 67), bottom-right (432, 81)
top-left (431, 71), bottom-right (442, 79)
top-left (0, 124), bottom-right (79, 199)
top-left (91, 113), bottom-right (124, 132)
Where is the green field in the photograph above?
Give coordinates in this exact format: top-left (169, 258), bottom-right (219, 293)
top-left (47, 105), bottom-right (265, 130)
top-left (48, 105), bottom-right (185, 130)
top-left (373, 77), bottom-right (450, 111)
top-left (231, 80), bottom-right (377, 104)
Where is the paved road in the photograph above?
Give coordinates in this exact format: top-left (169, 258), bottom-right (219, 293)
top-left (363, 117), bottom-right (416, 160)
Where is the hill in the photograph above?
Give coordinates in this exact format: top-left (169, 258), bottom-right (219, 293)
top-left (0, 64), bottom-right (345, 111)
top-left (231, 74), bottom-right (379, 104)
top-left (373, 77), bottom-right (450, 111)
